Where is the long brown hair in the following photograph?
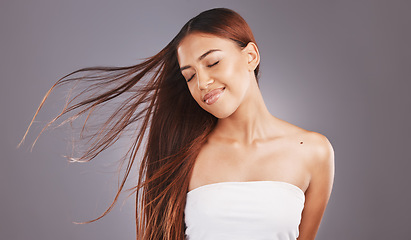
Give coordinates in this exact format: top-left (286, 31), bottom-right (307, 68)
top-left (19, 8), bottom-right (260, 239)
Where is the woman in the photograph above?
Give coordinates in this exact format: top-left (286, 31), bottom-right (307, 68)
top-left (20, 8), bottom-right (334, 240)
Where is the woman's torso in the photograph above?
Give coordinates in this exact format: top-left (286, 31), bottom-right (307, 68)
top-left (184, 120), bottom-right (315, 239)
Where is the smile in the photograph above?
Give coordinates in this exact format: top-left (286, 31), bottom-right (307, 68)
top-left (203, 87), bottom-right (225, 105)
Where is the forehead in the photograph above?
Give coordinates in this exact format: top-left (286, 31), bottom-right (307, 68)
top-left (177, 33), bottom-right (239, 64)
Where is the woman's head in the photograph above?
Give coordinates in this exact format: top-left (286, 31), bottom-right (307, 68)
top-left (177, 32), bottom-right (260, 118)
top-left (167, 8), bottom-right (261, 118)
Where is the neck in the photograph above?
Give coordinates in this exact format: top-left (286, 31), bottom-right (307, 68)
top-left (212, 78), bottom-right (278, 146)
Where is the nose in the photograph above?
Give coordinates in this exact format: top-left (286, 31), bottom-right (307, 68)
top-left (197, 71), bottom-right (214, 90)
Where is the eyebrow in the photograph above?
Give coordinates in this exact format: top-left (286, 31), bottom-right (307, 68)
top-left (180, 49), bottom-right (221, 71)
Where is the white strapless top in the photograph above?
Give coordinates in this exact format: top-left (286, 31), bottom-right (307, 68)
top-left (184, 181), bottom-right (305, 240)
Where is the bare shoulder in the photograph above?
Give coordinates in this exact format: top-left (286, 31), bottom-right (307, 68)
top-left (278, 118), bottom-right (334, 156)
top-left (278, 118), bottom-right (334, 175)
top-left (297, 130), bottom-right (335, 172)
top-left (304, 131), bottom-right (334, 161)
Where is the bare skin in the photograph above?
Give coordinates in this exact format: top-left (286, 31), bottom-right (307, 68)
top-left (177, 32), bottom-right (334, 240)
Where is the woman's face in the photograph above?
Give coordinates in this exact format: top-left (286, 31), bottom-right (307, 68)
top-left (177, 32), bottom-right (258, 118)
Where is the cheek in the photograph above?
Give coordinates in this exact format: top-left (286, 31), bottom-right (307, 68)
top-left (221, 53), bottom-right (248, 78)
top-left (220, 57), bottom-right (249, 94)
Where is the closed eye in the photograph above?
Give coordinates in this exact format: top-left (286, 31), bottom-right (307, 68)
top-left (207, 61), bottom-right (220, 68)
top-left (187, 73), bottom-right (195, 82)
top-left (186, 61), bottom-right (219, 82)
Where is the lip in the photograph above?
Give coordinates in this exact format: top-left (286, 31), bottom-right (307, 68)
top-left (203, 87), bottom-right (225, 105)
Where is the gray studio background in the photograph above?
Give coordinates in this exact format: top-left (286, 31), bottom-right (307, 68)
top-left (1, 0), bottom-right (410, 239)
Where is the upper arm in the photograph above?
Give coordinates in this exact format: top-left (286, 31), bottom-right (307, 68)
top-left (298, 132), bottom-right (335, 240)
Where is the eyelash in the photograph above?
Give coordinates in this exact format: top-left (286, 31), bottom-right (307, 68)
top-left (207, 60), bottom-right (220, 68)
top-left (186, 61), bottom-right (220, 82)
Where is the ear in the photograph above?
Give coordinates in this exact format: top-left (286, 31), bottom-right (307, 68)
top-left (243, 42), bottom-right (260, 72)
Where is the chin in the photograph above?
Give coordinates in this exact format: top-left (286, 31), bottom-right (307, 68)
top-left (207, 105), bottom-right (238, 119)
top-left (211, 112), bottom-right (231, 119)
top-left (197, 94), bottom-right (240, 119)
